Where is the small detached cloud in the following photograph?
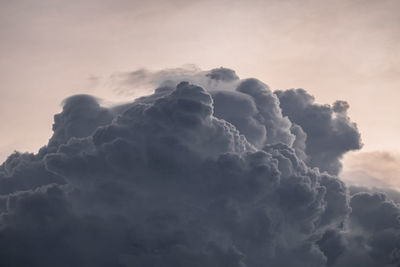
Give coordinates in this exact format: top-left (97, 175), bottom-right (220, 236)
top-left (342, 151), bottom-right (400, 190)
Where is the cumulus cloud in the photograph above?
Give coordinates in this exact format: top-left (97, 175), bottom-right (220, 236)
top-left (0, 67), bottom-right (397, 266)
top-left (275, 89), bottom-right (362, 175)
top-left (332, 192), bottom-right (400, 267)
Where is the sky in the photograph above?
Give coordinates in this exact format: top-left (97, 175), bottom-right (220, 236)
top-left (1, 0), bottom-right (400, 185)
top-left (2, 1), bottom-right (400, 265)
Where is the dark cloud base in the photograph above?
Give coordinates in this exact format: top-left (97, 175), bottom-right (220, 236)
top-left (0, 68), bottom-right (398, 267)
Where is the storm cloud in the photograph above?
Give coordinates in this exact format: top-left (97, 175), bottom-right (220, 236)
top-left (0, 67), bottom-right (397, 267)
top-left (275, 89), bottom-right (362, 175)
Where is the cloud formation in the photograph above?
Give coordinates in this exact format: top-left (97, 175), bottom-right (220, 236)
top-left (275, 89), bottom-right (362, 175)
top-left (0, 67), bottom-right (397, 266)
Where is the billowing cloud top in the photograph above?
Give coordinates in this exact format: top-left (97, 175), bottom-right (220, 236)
top-left (0, 67), bottom-right (397, 267)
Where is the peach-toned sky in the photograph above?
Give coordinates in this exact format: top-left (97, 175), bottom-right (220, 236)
top-left (1, 0), bottom-right (399, 186)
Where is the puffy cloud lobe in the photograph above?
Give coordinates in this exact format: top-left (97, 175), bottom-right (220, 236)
top-left (49, 94), bottom-right (114, 148)
top-left (212, 78), bottom-right (295, 149)
top-left (0, 67), bottom-right (394, 267)
top-left (206, 67), bottom-right (239, 82)
top-left (349, 185), bottom-right (400, 204)
top-left (236, 79), bottom-right (294, 146)
top-left (212, 90), bottom-right (267, 148)
top-left (275, 89), bottom-right (362, 175)
top-left (330, 192), bottom-right (400, 267)
top-left (0, 152), bottom-right (64, 198)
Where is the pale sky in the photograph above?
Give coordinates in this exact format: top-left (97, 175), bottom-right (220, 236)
top-left (1, 0), bottom-right (399, 175)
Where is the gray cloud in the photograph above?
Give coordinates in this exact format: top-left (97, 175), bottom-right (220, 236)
top-left (331, 192), bottom-right (400, 267)
top-left (275, 89), bottom-right (362, 175)
top-left (49, 94), bottom-right (115, 148)
top-left (0, 67), bottom-right (397, 266)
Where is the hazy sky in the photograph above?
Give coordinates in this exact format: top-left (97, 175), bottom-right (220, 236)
top-left (1, 0), bottom-right (399, 168)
